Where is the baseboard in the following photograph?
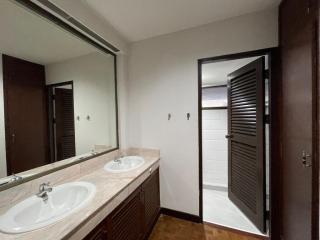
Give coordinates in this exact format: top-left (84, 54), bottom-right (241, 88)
top-left (160, 207), bottom-right (202, 223)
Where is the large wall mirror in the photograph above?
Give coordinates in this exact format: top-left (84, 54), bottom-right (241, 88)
top-left (0, 0), bottom-right (118, 187)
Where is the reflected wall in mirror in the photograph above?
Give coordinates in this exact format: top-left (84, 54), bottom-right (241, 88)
top-left (0, 0), bottom-right (118, 180)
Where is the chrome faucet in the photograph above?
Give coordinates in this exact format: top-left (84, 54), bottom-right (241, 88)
top-left (114, 154), bottom-right (124, 164)
top-left (36, 182), bottom-right (53, 203)
top-left (0, 174), bottom-right (23, 187)
top-left (91, 150), bottom-right (98, 156)
top-left (10, 174), bottom-right (22, 182)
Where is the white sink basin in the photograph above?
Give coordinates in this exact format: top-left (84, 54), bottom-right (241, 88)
top-left (0, 181), bottom-right (96, 234)
top-left (104, 156), bottom-right (145, 173)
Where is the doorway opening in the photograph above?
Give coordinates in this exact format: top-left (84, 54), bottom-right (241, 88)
top-left (198, 48), bottom-right (278, 238)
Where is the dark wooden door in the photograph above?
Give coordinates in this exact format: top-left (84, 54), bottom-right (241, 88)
top-left (54, 88), bottom-right (75, 161)
top-left (3, 55), bottom-right (49, 174)
top-left (280, 1), bottom-right (315, 239)
top-left (227, 57), bottom-right (266, 232)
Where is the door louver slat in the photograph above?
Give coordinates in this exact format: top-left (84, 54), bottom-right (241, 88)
top-left (232, 92), bottom-right (256, 101)
top-left (230, 71), bottom-right (256, 85)
top-left (231, 83), bottom-right (257, 93)
top-left (231, 83), bottom-right (256, 93)
top-left (231, 105), bottom-right (256, 110)
top-left (231, 98), bottom-right (256, 104)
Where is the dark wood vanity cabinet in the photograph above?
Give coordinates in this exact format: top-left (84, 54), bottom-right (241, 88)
top-left (84, 169), bottom-right (160, 240)
top-left (141, 169), bottom-right (160, 236)
top-left (84, 222), bottom-right (108, 240)
top-left (107, 188), bottom-right (143, 240)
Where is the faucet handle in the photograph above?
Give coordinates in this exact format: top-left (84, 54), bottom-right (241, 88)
top-left (39, 182), bottom-right (52, 192)
top-left (11, 174), bottom-right (22, 182)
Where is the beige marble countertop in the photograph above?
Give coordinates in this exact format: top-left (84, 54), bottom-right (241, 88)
top-left (0, 148), bottom-right (160, 240)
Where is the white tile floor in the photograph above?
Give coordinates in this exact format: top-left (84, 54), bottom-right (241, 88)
top-left (203, 188), bottom-right (266, 236)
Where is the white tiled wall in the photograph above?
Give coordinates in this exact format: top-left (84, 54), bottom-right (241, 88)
top-left (202, 109), bottom-right (228, 188)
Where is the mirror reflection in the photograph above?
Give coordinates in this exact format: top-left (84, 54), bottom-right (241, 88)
top-left (0, 0), bottom-right (118, 179)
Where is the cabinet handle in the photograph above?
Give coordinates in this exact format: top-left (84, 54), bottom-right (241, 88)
top-left (149, 167), bottom-right (153, 174)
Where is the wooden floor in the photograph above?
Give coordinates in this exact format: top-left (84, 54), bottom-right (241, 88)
top-left (149, 215), bottom-right (263, 240)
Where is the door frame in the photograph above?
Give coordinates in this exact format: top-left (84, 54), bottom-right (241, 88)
top-left (198, 47), bottom-right (283, 238)
top-left (46, 81), bottom-right (75, 163)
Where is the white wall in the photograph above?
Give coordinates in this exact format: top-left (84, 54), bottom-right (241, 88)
top-left (202, 110), bottom-right (228, 188)
top-left (49, 0), bottom-right (129, 149)
top-left (127, 8), bottom-right (278, 216)
top-left (50, 0), bottom-right (128, 53)
top-left (116, 55), bottom-right (128, 149)
top-left (0, 55), bottom-right (6, 178)
top-left (46, 52), bottom-right (117, 155)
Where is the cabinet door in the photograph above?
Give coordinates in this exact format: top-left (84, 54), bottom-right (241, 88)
top-left (84, 222), bottom-right (108, 240)
top-left (142, 169), bottom-right (160, 235)
top-left (107, 188), bottom-right (143, 240)
top-left (280, 0), bottom-right (316, 239)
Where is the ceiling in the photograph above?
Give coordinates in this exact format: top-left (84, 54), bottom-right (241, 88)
top-left (80, 0), bottom-right (281, 42)
top-left (202, 57), bottom-right (260, 87)
top-left (0, 0), bottom-right (99, 65)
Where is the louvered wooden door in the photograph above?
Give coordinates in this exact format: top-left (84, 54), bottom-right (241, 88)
top-left (227, 57), bottom-right (266, 232)
top-left (55, 88), bottom-right (75, 160)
